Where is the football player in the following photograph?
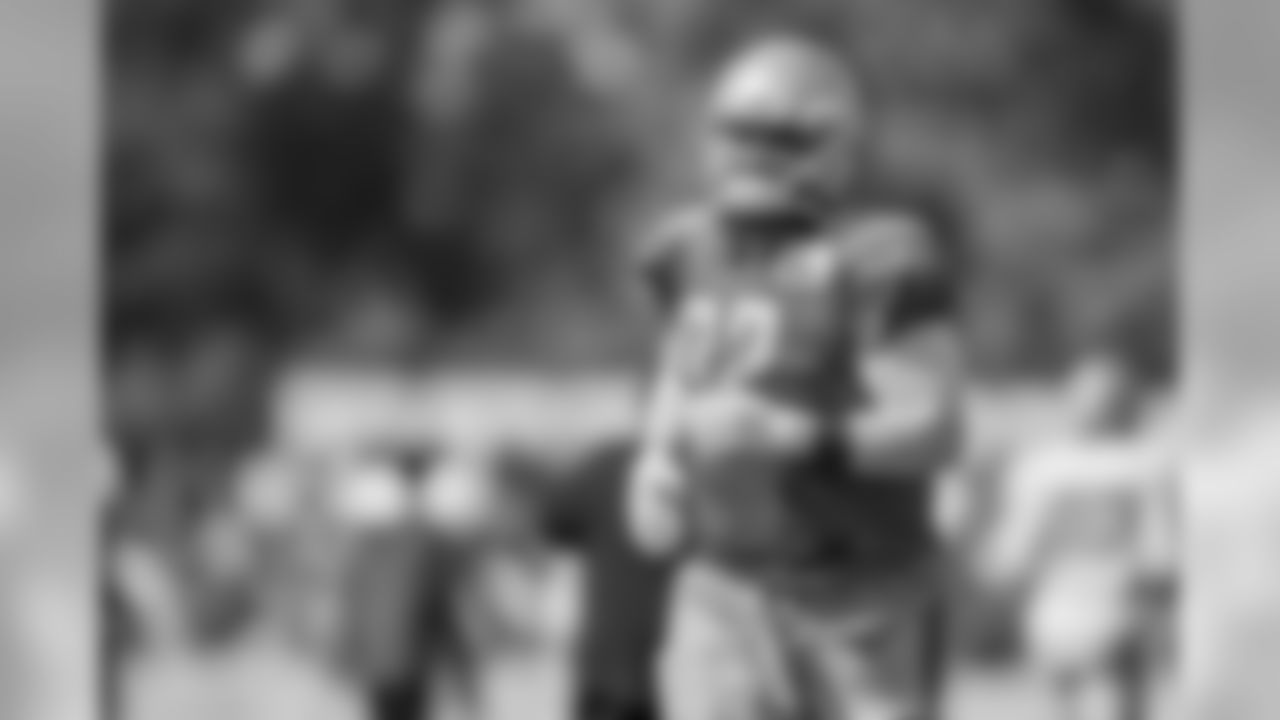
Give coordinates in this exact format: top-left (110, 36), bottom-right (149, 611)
top-left (627, 34), bottom-right (966, 720)
top-left (983, 354), bottom-right (1177, 720)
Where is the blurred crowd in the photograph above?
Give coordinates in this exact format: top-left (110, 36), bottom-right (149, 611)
top-left (105, 1), bottom-right (1176, 720)
top-left (106, 357), bottom-right (1179, 720)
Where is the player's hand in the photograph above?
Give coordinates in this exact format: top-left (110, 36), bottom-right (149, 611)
top-left (626, 451), bottom-right (687, 557)
top-left (679, 389), bottom-right (820, 462)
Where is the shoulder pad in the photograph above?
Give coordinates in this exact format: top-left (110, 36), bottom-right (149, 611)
top-left (832, 211), bottom-right (941, 281)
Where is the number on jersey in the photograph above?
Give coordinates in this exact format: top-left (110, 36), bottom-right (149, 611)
top-left (670, 294), bottom-right (782, 390)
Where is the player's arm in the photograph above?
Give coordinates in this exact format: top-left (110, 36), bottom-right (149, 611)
top-left (625, 219), bottom-right (696, 556)
top-left (843, 220), bottom-right (966, 479)
top-left (981, 461), bottom-right (1055, 584)
top-left (633, 332), bottom-right (693, 478)
top-left (628, 215), bottom-right (697, 465)
top-left (848, 321), bottom-right (963, 477)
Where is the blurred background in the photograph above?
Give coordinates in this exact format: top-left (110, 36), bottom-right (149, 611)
top-left (99, 0), bottom-right (1175, 719)
top-left (107, 0), bottom-right (1174, 377)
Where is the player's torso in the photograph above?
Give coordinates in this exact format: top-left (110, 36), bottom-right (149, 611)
top-left (663, 213), bottom-right (935, 592)
top-left (666, 220), bottom-right (855, 412)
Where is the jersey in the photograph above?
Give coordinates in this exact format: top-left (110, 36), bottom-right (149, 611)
top-left (636, 207), bottom-right (958, 601)
top-left (997, 434), bottom-right (1175, 665)
top-left (1000, 436), bottom-right (1173, 578)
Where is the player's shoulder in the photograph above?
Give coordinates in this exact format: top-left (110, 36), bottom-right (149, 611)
top-left (830, 179), bottom-right (968, 270)
top-left (636, 205), bottom-right (719, 266)
top-left (827, 209), bottom-right (946, 280)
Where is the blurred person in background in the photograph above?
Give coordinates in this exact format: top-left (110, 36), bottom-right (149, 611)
top-left (543, 440), bottom-right (675, 720)
top-left (240, 363), bottom-right (470, 720)
top-left (350, 429), bottom-right (563, 720)
top-left (336, 446), bottom-right (469, 720)
top-left (392, 380), bottom-right (671, 720)
top-left (104, 301), bottom-right (282, 719)
top-left (104, 306), bottom-right (277, 646)
top-left (421, 412), bottom-right (650, 720)
top-left (627, 34), bottom-right (965, 720)
top-left (981, 353), bottom-right (1178, 720)
top-left (409, 443), bottom-right (510, 720)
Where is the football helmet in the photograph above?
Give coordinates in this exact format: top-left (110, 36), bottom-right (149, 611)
top-left (702, 35), bottom-right (864, 220)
